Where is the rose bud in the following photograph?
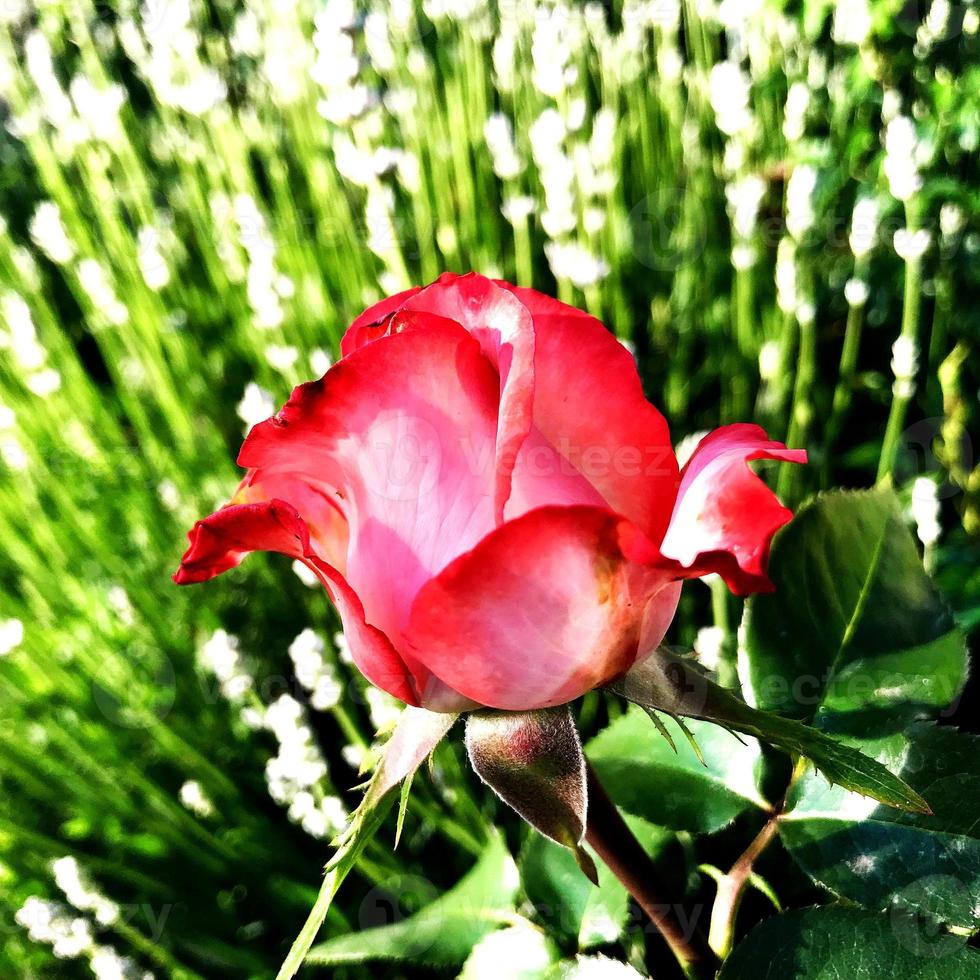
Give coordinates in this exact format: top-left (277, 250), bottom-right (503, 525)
top-left (175, 273), bottom-right (805, 712)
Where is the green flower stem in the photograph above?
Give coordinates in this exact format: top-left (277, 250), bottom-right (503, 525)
top-left (409, 797), bottom-right (484, 857)
top-left (110, 913), bottom-right (204, 980)
top-left (731, 262), bottom-right (755, 420)
top-left (710, 576), bottom-right (738, 690)
top-left (706, 815), bottom-right (780, 960)
top-left (877, 206), bottom-right (924, 484)
top-left (557, 277), bottom-right (575, 305)
top-left (275, 862), bottom-right (348, 980)
top-left (770, 309), bottom-right (799, 437)
top-left (824, 258), bottom-right (870, 480)
top-left (925, 264), bottom-right (952, 409)
top-left (331, 704), bottom-right (369, 751)
top-left (778, 306), bottom-right (816, 503)
top-left (514, 213), bottom-right (534, 286)
top-left (707, 754), bottom-right (810, 958)
top-left (585, 763), bottom-right (718, 980)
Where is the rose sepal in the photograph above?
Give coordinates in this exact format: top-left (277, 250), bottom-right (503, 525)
top-left (608, 650), bottom-right (931, 815)
top-left (465, 706), bottom-right (599, 884)
top-left (276, 707), bottom-right (458, 980)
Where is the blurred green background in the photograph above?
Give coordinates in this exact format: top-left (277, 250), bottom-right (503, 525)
top-left (0, 0), bottom-right (977, 977)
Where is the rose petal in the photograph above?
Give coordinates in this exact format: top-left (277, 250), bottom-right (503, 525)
top-left (229, 469), bottom-right (349, 572)
top-left (503, 423), bottom-right (609, 519)
top-left (339, 285), bottom-right (423, 357)
top-left (658, 424), bottom-right (807, 595)
top-left (239, 318), bottom-right (500, 654)
top-left (173, 499), bottom-right (419, 704)
top-left (400, 273), bottom-right (536, 523)
top-left (340, 273), bottom-right (537, 524)
top-left (496, 283), bottom-right (679, 542)
top-left (405, 505), bottom-right (680, 711)
top-left (492, 283), bottom-right (595, 321)
top-left (173, 498), bottom-right (308, 583)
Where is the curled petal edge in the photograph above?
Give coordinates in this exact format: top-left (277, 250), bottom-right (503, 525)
top-left (659, 424), bottom-right (808, 596)
top-left (173, 499), bottom-right (421, 706)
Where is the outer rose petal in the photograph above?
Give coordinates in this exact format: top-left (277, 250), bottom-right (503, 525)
top-left (173, 499), bottom-right (307, 583)
top-left (405, 506), bottom-right (681, 711)
top-left (338, 275), bottom-right (628, 524)
top-left (492, 283), bottom-right (594, 320)
top-left (229, 469), bottom-right (349, 572)
top-left (239, 319), bottom-right (500, 661)
top-left (173, 499), bottom-right (420, 705)
top-left (340, 273), bottom-right (536, 523)
top-left (658, 424), bottom-right (807, 595)
top-left (503, 424), bottom-right (608, 519)
top-left (340, 285), bottom-right (423, 357)
top-left (495, 282), bottom-right (680, 542)
top-left (402, 274), bottom-right (536, 523)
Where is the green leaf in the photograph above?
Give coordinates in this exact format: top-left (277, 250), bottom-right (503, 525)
top-left (274, 708), bottom-right (458, 980)
top-left (586, 706), bottom-right (768, 833)
top-left (306, 832), bottom-right (518, 968)
top-left (780, 724), bottom-right (980, 929)
top-left (609, 655), bottom-right (930, 814)
top-left (741, 489), bottom-right (968, 733)
top-left (719, 905), bottom-right (980, 979)
top-left (394, 770), bottom-right (413, 849)
top-left (520, 815), bottom-right (676, 950)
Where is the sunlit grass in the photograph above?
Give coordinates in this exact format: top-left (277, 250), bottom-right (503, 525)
top-left (0, 0), bottom-right (976, 975)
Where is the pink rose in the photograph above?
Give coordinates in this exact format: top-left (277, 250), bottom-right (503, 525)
top-left (175, 273), bottom-right (805, 712)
